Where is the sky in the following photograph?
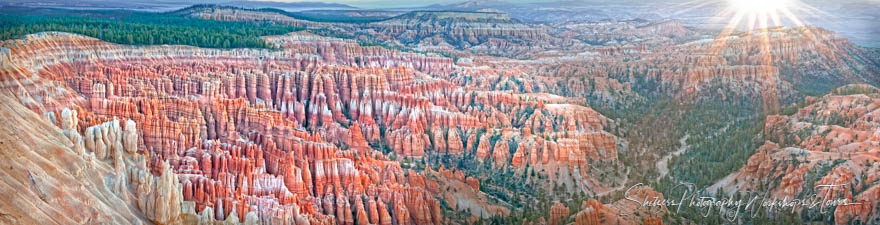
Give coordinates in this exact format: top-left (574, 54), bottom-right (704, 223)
top-left (239, 0), bottom-right (880, 9)
top-left (245, 0), bottom-right (552, 8)
top-left (3, 0), bottom-right (876, 45)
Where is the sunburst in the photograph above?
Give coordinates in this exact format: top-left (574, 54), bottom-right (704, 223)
top-left (712, 0), bottom-right (864, 75)
top-left (728, 0), bottom-right (790, 17)
top-left (661, 0), bottom-right (830, 55)
top-left (659, 0), bottom-right (859, 112)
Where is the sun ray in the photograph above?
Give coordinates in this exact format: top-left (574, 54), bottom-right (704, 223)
top-left (768, 9), bottom-right (783, 28)
top-left (758, 12), bottom-right (773, 66)
top-left (668, 0), bottom-right (720, 17)
top-left (794, 2), bottom-right (837, 20)
top-left (778, 6), bottom-right (805, 27)
top-left (677, 0), bottom-right (870, 82)
top-left (706, 10), bottom-right (746, 60)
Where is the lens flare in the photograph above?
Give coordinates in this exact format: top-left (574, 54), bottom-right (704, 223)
top-left (724, 0), bottom-right (796, 29)
top-left (728, 0), bottom-right (790, 14)
top-left (657, 0), bottom-right (861, 112)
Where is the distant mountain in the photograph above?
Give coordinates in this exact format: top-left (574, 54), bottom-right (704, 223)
top-left (0, 0), bottom-right (188, 11)
top-left (412, 0), bottom-right (664, 24)
top-left (218, 1), bottom-right (357, 11)
top-left (0, 0), bottom-right (357, 12)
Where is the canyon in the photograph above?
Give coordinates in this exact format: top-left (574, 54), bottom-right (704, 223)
top-left (0, 29), bottom-right (626, 224)
top-left (1, 3), bottom-right (879, 225)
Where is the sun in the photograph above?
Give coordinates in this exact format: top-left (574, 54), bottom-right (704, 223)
top-left (728, 0), bottom-right (791, 14)
top-left (725, 0), bottom-right (797, 30)
top-left (708, 0), bottom-right (808, 35)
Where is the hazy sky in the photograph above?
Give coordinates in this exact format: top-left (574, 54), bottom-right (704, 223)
top-left (2, 0), bottom-right (876, 45)
top-left (247, 0), bottom-right (553, 8)
top-left (247, 0), bottom-right (880, 9)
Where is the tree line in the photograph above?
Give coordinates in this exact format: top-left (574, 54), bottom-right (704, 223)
top-left (0, 7), bottom-right (302, 49)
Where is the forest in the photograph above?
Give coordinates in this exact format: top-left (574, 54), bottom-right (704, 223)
top-left (0, 7), bottom-right (302, 49)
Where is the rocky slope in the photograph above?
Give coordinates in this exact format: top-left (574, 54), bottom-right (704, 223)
top-left (561, 185), bottom-right (666, 225)
top-left (710, 84), bottom-right (880, 224)
top-left (177, 5), bottom-right (327, 28)
top-left (0, 31), bottom-right (626, 224)
top-left (176, 6), bottom-right (560, 58)
top-left (363, 11), bottom-right (548, 53)
top-left (0, 91), bottom-right (150, 224)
